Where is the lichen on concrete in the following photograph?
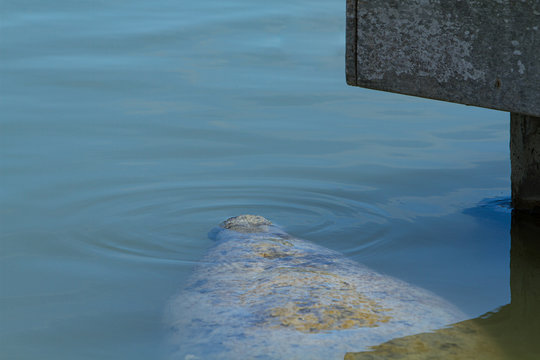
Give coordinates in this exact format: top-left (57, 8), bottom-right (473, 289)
top-left (346, 0), bottom-right (540, 117)
top-left (356, 2), bottom-right (485, 83)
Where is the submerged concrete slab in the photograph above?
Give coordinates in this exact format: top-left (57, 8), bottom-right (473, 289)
top-left (346, 0), bottom-right (540, 117)
top-left (346, 211), bottom-right (540, 359)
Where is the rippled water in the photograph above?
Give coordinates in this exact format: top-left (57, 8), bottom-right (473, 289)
top-left (2, 0), bottom-right (536, 359)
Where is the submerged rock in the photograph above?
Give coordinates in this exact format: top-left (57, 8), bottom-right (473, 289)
top-left (167, 215), bottom-right (467, 360)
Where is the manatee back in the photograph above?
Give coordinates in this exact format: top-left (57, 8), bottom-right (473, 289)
top-left (167, 217), bottom-right (465, 360)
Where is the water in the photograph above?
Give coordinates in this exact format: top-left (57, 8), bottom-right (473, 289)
top-left (1, 0), bottom-right (536, 359)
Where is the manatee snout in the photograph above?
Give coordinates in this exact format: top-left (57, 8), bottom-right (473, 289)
top-left (208, 215), bottom-right (274, 240)
top-left (221, 215), bottom-right (272, 233)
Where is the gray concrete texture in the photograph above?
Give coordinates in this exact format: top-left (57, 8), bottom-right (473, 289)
top-left (346, 0), bottom-right (540, 117)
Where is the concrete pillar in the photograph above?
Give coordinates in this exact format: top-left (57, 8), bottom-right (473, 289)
top-left (510, 114), bottom-right (540, 212)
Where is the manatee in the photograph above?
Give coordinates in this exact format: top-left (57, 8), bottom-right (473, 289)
top-left (167, 215), bottom-right (466, 360)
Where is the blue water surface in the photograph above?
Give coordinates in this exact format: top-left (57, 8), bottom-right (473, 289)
top-left (1, 0), bottom-right (516, 359)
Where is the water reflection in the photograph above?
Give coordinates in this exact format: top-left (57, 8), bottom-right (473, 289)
top-left (346, 210), bottom-right (540, 360)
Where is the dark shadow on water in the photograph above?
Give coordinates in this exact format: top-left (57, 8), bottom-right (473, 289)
top-left (476, 197), bottom-right (513, 212)
top-left (346, 202), bottom-right (540, 360)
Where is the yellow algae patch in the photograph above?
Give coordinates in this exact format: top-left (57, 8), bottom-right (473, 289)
top-left (270, 300), bottom-right (391, 333)
top-left (251, 242), bottom-right (295, 259)
top-left (240, 267), bottom-right (392, 333)
top-left (267, 237), bottom-right (294, 247)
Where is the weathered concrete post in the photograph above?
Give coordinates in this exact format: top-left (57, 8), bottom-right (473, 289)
top-left (511, 114), bottom-right (540, 212)
top-left (346, 0), bottom-right (540, 211)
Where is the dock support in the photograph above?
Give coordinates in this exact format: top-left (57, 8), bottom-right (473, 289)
top-left (346, 1), bottom-right (540, 212)
top-left (510, 114), bottom-right (540, 212)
